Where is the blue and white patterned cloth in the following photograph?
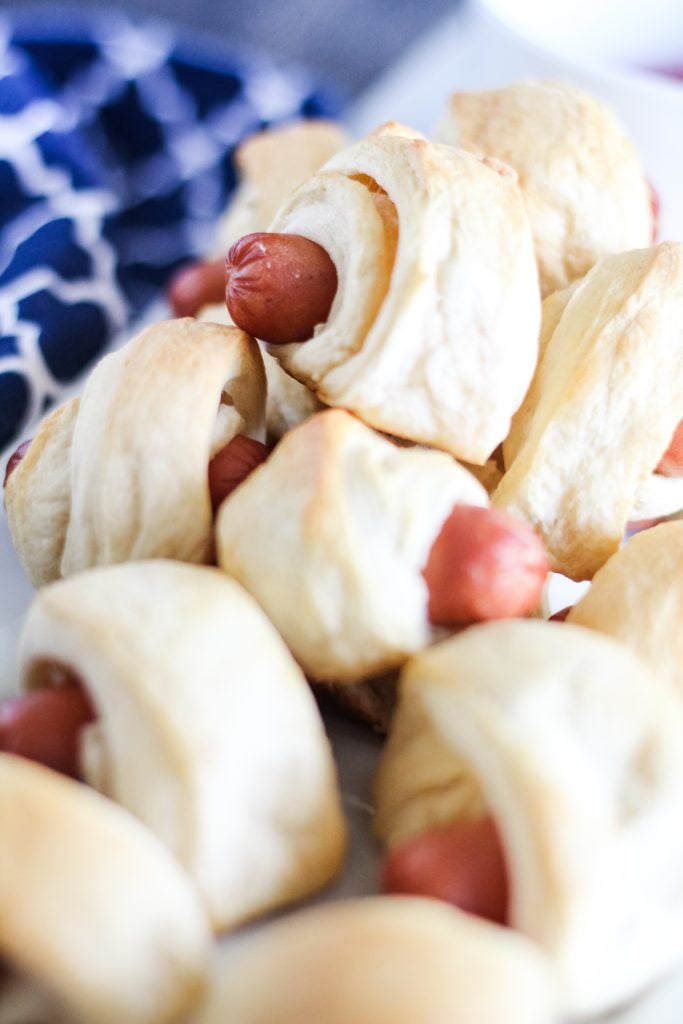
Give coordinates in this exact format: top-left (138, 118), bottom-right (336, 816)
top-left (0, 7), bottom-right (342, 451)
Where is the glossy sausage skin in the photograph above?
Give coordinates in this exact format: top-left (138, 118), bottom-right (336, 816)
top-left (225, 232), bottom-right (337, 345)
top-left (208, 435), bottom-right (268, 513)
top-left (422, 504), bottom-right (550, 628)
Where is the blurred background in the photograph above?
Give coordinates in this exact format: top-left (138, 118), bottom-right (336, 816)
top-left (0, 0), bottom-right (463, 98)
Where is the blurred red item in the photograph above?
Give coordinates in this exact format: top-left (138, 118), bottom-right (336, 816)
top-left (656, 419), bottom-right (683, 476)
top-left (168, 259), bottom-right (225, 318)
top-left (380, 815), bottom-right (509, 925)
top-left (0, 678), bottom-right (96, 779)
top-left (208, 435), bottom-right (268, 513)
top-left (423, 504), bottom-right (550, 627)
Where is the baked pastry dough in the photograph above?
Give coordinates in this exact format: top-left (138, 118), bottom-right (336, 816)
top-left (567, 520), bottom-right (683, 693)
top-left (198, 302), bottom-right (322, 443)
top-left (17, 560), bottom-right (346, 931)
top-left (267, 123), bottom-right (541, 463)
top-left (0, 752), bottom-right (209, 1024)
top-left (493, 243), bottom-right (683, 580)
top-left (435, 80), bottom-right (653, 296)
top-left (2, 397), bottom-right (79, 587)
top-left (195, 896), bottom-right (558, 1024)
top-left (215, 409), bottom-right (488, 683)
top-left (374, 619), bottom-right (683, 1016)
top-left (215, 119), bottom-right (349, 256)
top-left (630, 472), bottom-right (683, 524)
top-left (505, 273), bottom-right (683, 528)
top-left (5, 318), bottom-right (266, 587)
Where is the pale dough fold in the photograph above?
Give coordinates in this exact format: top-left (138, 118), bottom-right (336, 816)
top-left (0, 753), bottom-right (209, 1024)
top-left (267, 124), bottom-right (541, 463)
top-left (567, 520), bottom-right (683, 694)
top-left (210, 119), bottom-right (348, 441)
top-left (435, 80), bottom-right (653, 296)
top-left (215, 119), bottom-right (350, 255)
top-left (504, 273), bottom-right (683, 528)
top-left (215, 409), bottom-right (488, 683)
top-left (493, 243), bottom-right (683, 580)
top-left (17, 561), bottom-right (346, 932)
top-left (195, 897), bottom-right (558, 1024)
top-left (4, 319), bottom-right (266, 587)
top-left (2, 397), bottom-right (79, 587)
top-left (198, 303), bottom-right (322, 443)
top-left (374, 619), bottom-right (683, 1017)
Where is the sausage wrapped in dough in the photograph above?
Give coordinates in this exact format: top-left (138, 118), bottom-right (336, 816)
top-left (201, 119), bottom-right (350, 442)
top-left (216, 409), bottom-right (489, 684)
top-left (375, 619), bottom-right (683, 1017)
top-left (4, 319), bottom-right (265, 586)
top-left (494, 243), bottom-right (683, 580)
top-left (17, 561), bottom-right (346, 931)
top-left (266, 124), bottom-right (541, 463)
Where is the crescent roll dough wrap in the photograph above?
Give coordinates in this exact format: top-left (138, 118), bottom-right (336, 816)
top-left (567, 520), bottom-right (683, 694)
top-left (215, 409), bottom-right (488, 684)
top-left (267, 125), bottom-right (541, 463)
top-left (4, 319), bottom-right (266, 587)
top-left (374, 620), bottom-right (683, 1017)
top-left (17, 561), bottom-right (346, 931)
top-left (630, 471), bottom-right (683, 524)
top-left (2, 397), bottom-right (79, 587)
top-left (196, 897), bottom-right (558, 1024)
top-left (436, 80), bottom-right (653, 296)
top-left (493, 243), bottom-right (683, 580)
top-left (215, 119), bottom-right (349, 255)
top-left (0, 753), bottom-right (209, 1024)
top-left (198, 302), bottom-right (323, 444)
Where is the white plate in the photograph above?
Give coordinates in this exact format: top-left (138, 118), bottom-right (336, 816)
top-left (2, 3), bottom-right (683, 1019)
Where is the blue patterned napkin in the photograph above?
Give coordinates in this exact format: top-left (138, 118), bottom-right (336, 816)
top-left (0, 7), bottom-right (342, 450)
